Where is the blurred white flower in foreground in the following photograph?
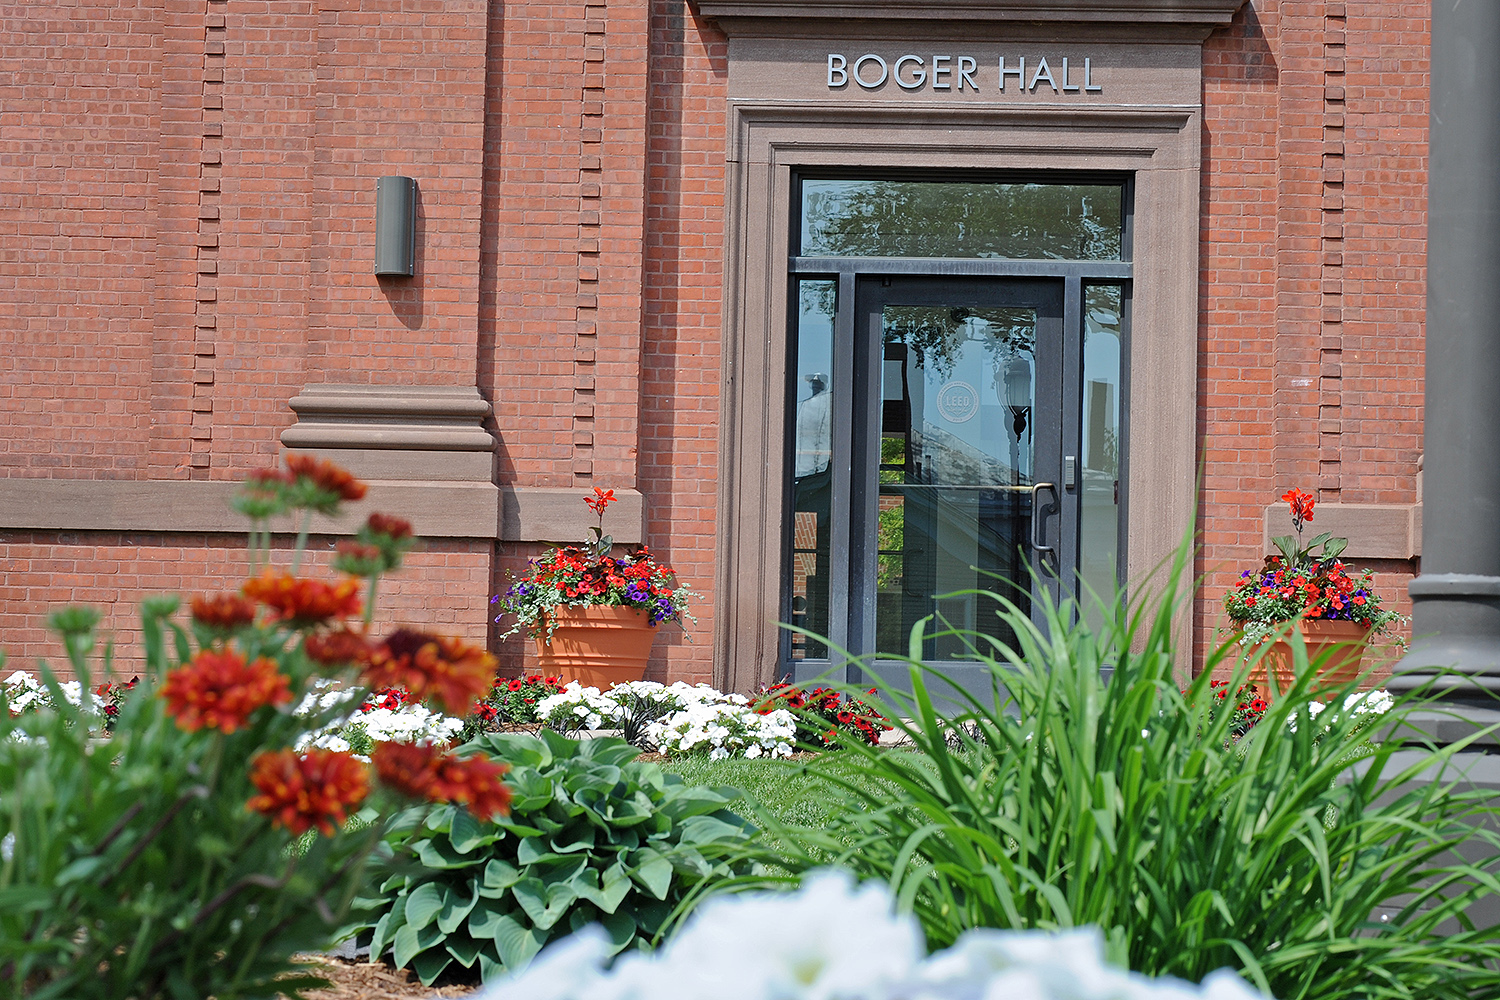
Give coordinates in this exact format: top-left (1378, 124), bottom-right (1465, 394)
top-left (476, 870), bottom-right (1267, 1000)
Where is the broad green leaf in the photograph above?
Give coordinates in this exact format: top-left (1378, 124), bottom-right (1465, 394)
top-left (414, 837), bottom-right (476, 870)
top-left (517, 836), bottom-right (562, 866)
top-left (404, 882), bottom-right (446, 931)
top-left (391, 919), bottom-right (443, 970)
top-left (676, 813), bottom-right (754, 847)
top-left (600, 909), bottom-right (637, 955)
top-left (482, 858), bottom-right (521, 892)
top-left (436, 884), bottom-right (479, 934)
top-left (411, 946), bottom-right (453, 986)
top-left (629, 854), bottom-right (674, 901)
top-left (451, 808), bottom-right (495, 854)
top-left (468, 895), bottom-right (513, 940)
top-left (446, 932), bottom-right (485, 968)
top-left (491, 914), bottom-right (548, 972)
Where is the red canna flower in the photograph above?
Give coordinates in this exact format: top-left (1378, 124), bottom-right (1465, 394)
top-left (1281, 487), bottom-right (1315, 531)
top-left (161, 649), bottom-right (292, 733)
top-left (362, 629), bottom-right (496, 715)
top-left (243, 570), bottom-right (363, 625)
top-left (191, 593), bottom-right (258, 630)
top-left (583, 487), bottom-right (616, 518)
top-left (247, 748), bottom-right (369, 836)
top-left (286, 453), bottom-right (368, 502)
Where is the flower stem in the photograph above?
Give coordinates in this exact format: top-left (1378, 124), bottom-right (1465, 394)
top-left (290, 509), bottom-right (313, 574)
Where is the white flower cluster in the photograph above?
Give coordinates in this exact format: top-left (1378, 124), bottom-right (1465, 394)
top-left (293, 680), bottom-right (462, 755)
top-left (478, 870), bottom-right (1266, 1000)
top-left (645, 700), bottom-right (796, 761)
top-left (538, 681), bottom-right (626, 731)
top-left (3, 670), bottom-right (95, 716)
top-left (1290, 688), bottom-right (1393, 735)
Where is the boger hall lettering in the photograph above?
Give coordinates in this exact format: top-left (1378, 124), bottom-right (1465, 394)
top-left (826, 53), bottom-right (1102, 94)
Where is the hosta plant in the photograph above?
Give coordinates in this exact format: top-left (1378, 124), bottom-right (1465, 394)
top-left (0, 456), bottom-right (511, 1000)
top-left (351, 730), bottom-right (757, 985)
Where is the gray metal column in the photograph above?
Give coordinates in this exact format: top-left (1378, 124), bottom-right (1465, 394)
top-left (1392, 0), bottom-right (1500, 696)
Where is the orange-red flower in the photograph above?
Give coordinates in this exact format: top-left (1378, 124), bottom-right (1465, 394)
top-left (190, 593), bottom-right (258, 629)
top-left (372, 740), bottom-right (443, 798)
top-left (243, 570), bottom-right (362, 625)
top-left (372, 743), bottom-right (511, 821)
top-left (362, 629), bottom-right (496, 715)
top-left (1281, 487), bottom-right (1315, 531)
top-left (584, 487), bottom-right (616, 518)
top-left (304, 628), bottom-right (375, 668)
top-left (247, 748), bottom-right (370, 836)
top-left (431, 754), bottom-right (511, 821)
top-left (286, 454), bottom-right (367, 502)
top-left (161, 649), bottom-right (291, 733)
top-left (365, 512), bottom-right (413, 541)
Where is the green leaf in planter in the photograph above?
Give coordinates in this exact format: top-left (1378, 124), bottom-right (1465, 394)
top-left (446, 932), bottom-right (485, 969)
top-left (411, 946), bottom-right (453, 986)
top-left (404, 882), bottom-right (447, 931)
top-left (436, 884), bottom-right (479, 934)
top-left (392, 919), bottom-right (443, 969)
top-left (491, 913), bottom-right (548, 971)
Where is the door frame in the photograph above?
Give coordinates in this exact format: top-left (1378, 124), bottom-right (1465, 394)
top-left (713, 105), bottom-right (1197, 695)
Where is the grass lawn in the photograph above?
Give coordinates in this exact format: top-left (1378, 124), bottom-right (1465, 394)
top-left (660, 751), bottom-right (905, 828)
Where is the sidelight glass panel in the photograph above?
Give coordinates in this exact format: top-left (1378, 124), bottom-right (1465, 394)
top-left (800, 180), bottom-right (1123, 260)
top-left (874, 303), bottom-right (1037, 658)
top-left (789, 279), bottom-right (837, 659)
top-left (1079, 285), bottom-right (1122, 630)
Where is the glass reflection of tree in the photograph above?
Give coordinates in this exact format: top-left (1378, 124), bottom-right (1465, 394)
top-left (803, 181), bottom-right (1122, 260)
top-left (881, 306), bottom-right (1034, 380)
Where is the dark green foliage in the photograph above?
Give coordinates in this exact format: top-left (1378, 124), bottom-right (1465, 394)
top-left (353, 730), bottom-right (756, 985)
top-left (744, 550), bottom-right (1500, 1000)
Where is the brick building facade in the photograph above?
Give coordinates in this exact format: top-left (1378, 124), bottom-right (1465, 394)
top-left (0, 0), bottom-right (1426, 688)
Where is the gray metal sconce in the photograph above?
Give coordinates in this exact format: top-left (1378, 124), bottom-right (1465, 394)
top-left (374, 175), bottom-right (416, 277)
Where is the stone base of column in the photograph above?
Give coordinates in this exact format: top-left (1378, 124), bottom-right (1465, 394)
top-left (1390, 574), bottom-right (1500, 695)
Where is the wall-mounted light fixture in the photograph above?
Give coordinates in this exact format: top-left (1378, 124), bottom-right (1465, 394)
top-left (374, 175), bottom-right (417, 277)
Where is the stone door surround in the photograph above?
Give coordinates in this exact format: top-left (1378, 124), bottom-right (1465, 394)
top-left (696, 0), bottom-right (1247, 691)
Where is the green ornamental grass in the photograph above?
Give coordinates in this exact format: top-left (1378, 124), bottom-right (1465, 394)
top-left (735, 547), bottom-right (1500, 1000)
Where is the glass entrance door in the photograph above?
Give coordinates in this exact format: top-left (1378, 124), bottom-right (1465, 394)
top-left (853, 278), bottom-right (1065, 695)
top-left (785, 275), bottom-right (1071, 697)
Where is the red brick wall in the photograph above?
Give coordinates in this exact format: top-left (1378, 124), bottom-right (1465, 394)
top-left (1198, 0), bottom-right (1426, 673)
top-left (0, 531), bottom-right (491, 681)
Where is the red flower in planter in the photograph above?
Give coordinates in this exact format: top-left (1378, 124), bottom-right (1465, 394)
top-left (161, 649), bottom-right (291, 733)
top-left (247, 748), bottom-right (369, 836)
top-left (243, 571), bottom-right (363, 626)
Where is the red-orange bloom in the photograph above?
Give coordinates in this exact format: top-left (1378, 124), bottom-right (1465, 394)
top-left (190, 593), bottom-right (258, 629)
top-left (247, 748), bottom-right (370, 836)
top-left (372, 740), bottom-right (443, 798)
top-left (584, 487), bottom-right (616, 518)
top-left (243, 570), bottom-right (363, 625)
top-left (372, 743), bottom-right (511, 821)
top-left (1281, 487), bottom-right (1315, 530)
top-left (362, 629), bottom-right (496, 715)
top-left (161, 649), bottom-right (292, 733)
top-left (286, 453), bottom-right (368, 502)
top-left (304, 628), bottom-right (375, 668)
top-left (430, 754), bottom-right (511, 821)
top-left (366, 512), bottom-right (414, 540)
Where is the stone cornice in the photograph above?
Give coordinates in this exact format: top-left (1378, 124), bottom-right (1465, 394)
top-left (692, 0), bottom-right (1248, 27)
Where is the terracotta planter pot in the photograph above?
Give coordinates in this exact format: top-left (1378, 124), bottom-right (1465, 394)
top-left (534, 605), bottom-right (656, 688)
top-left (1242, 619), bottom-right (1373, 697)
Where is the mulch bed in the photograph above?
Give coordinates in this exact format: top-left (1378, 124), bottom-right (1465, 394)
top-left (289, 957), bottom-right (480, 999)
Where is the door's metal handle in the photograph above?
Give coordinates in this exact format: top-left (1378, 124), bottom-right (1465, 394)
top-left (1029, 482), bottom-right (1057, 555)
